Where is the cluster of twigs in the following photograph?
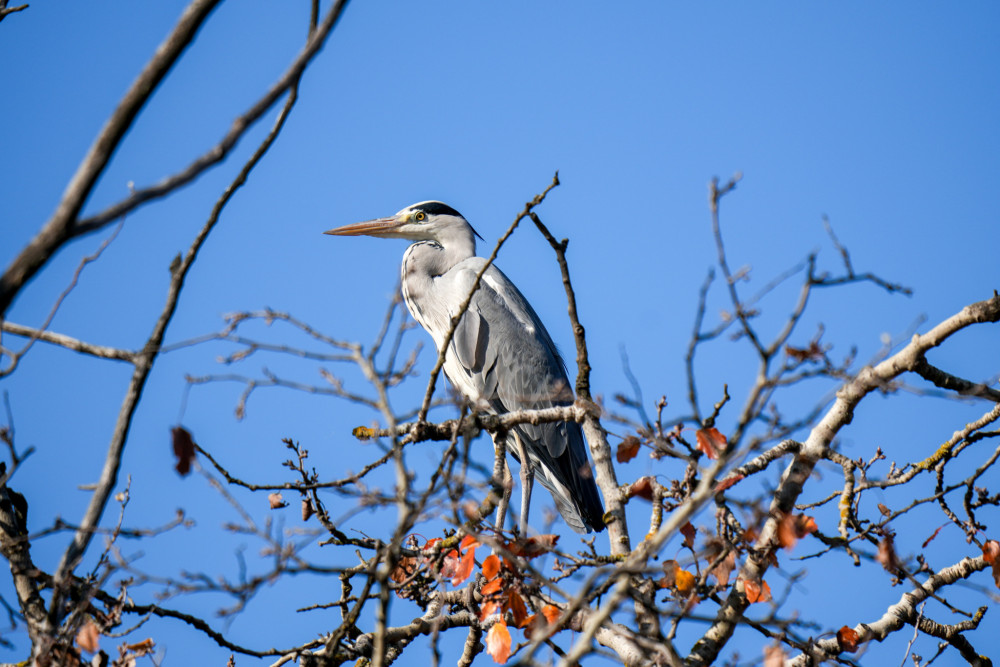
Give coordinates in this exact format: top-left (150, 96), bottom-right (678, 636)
top-left (1, 2), bottom-right (998, 666)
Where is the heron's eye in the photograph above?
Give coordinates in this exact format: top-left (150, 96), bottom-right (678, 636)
top-left (413, 211), bottom-right (426, 222)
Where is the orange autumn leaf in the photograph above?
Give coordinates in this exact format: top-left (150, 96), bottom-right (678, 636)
top-left (744, 579), bottom-right (772, 603)
top-left (482, 554), bottom-right (501, 580)
top-left (616, 435), bottom-right (641, 463)
top-left (507, 591), bottom-right (531, 629)
top-left (836, 626), bottom-right (860, 652)
top-left (452, 545), bottom-right (477, 586)
top-left (480, 600), bottom-right (500, 622)
top-left (460, 534), bottom-right (480, 551)
top-left (486, 618), bottom-right (512, 664)
top-left (541, 604), bottom-right (561, 626)
top-left (481, 578), bottom-right (503, 596)
top-left (675, 568), bottom-right (696, 596)
top-left (76, 618), bottom-right (100, 654)
top-left (778, 513), bottom-right (818, 550)
top-left (125, 638), bottom-right (155, 655)
top-left (696, 427), bottom-right (727, 459)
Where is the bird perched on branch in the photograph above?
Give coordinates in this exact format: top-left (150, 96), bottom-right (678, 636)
top-left (326, 201), bottom-right (605, 534)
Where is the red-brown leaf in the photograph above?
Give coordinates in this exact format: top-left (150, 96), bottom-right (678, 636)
top-left (452, 545), bottom-right (476, 586)
top-left (714, 473), bottom-right (744, 493)
top-left (680, 522), bottom-right (697, 549)
top-left (921, 523), bottom-right (947, 549)
top-left (709, 551), bottom-right (737, 587)
top-left (171, 426), bottom-right (196, 476)
top-left (836, 626), bottom-right (860, 652)
top-left (507, 591), bottom-right (531, 629)
top-left (268, 492), bottom-right (287, 509)
top-left (785, 341), bottom-right (824, 362)
top-left (628, 476), bottom-right (655, 501)
top-left (983, 540), bottom-right (1000, 588)
top-left (390, 555), bottom-right (418, 584)
top-left (616, 435), bottom-right (641, 463)
top-left (486, 619), bottom-right (512, 664)
top-left (696, 427), bottom-right (727, 460)
top-left (510, 534), bottom-right (558, 559)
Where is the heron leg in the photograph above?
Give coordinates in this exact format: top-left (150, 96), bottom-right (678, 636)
top-left (513, 434), bottom-right (534, 536)
top-left (492, 436), bottom-right (514, 533)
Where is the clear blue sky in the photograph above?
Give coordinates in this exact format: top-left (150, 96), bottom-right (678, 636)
top-left (2, 2), bottom-right (998, 664)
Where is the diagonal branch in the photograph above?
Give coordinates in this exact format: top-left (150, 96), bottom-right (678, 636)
top-left (0, 0), bottom-right (222, 317)
top-left (45, 42), bottom-right (314, 644)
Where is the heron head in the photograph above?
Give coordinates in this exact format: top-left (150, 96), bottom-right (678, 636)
top-left (324, 201), bottom-right (481, 243)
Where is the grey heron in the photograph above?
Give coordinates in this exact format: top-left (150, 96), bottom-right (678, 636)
top-left (325, 201), bottom-right (605, 534)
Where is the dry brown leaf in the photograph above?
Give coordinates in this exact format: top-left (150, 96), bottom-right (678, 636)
top-left (627, 476), bottom-right (655, 501)
top-left (680, 522), bottom-right (697, 549)
top-left (510, 534), bottom-right (558, 559)
top-left (616, 435), bottom-right (641, 463)
top-left (171, 426), bottom-right (196, 477)
top-left (709, 550), bottom-right (737, 587)
top-left (76, 618), bottom-right (100, 654)
top-left (696, 427), bottom-right (727, 459)
top-left (876, 535), bottom-right (900, 573)
top-left (267, 492), bottom-right (287, 509)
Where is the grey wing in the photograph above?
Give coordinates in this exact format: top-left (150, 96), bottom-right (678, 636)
top-left (446, 261), bottom-right (604, 532)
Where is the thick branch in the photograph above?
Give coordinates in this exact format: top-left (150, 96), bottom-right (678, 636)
top-left (789, 555), bottom-right (990, 666)
top-left (686, 293), bottom-right (1000, 666)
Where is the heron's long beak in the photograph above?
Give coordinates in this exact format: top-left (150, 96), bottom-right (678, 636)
top-left (324, 216), bottom-right (402, 237)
